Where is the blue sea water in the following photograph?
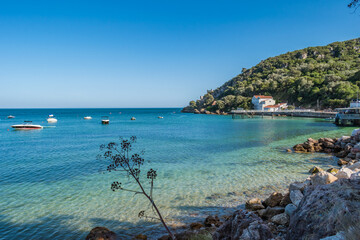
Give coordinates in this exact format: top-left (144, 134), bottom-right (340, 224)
top-left (0, 108), bottom-right (354, 239)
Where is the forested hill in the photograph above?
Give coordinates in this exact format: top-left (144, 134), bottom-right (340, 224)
top-left (182, 38), bottom-right (360, 113)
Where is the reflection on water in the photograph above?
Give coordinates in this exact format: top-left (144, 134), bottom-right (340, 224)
top-left (0, 109), bottom-right (354, 239)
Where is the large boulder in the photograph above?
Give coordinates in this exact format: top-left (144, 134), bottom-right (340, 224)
top-left (286, 178), bottom-right (360, 240)
top-left (263, 192), bottom-right (283, 207)
top-left (335, 168), bottom-right (354, 179)
top-left (310, 172), bottom-right (338, 186)
top-left (85, 227), bottom-right (117, 240)
top-left (213, 210), bottom-right (273, 240)
top-left (245, 198), bottom-right (265, 211)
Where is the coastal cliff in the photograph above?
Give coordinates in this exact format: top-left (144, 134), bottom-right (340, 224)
top-left (183, 38), bottom-right (360, 114)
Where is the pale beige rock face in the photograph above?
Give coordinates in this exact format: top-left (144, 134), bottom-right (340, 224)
top-left (310, 172), bottom-right (338, 186)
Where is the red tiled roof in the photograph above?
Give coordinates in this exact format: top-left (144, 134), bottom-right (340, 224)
top-left (264, 105), bottom-right (278, 108)
top-left (254, 95), bottom-right (273, 99)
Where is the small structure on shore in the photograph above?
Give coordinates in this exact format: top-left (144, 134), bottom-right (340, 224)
top-left (334, 107), bottom-right (360, 126)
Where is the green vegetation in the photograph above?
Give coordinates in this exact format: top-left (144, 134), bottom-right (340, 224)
top-left (183, 38), bottom-right (360, 113)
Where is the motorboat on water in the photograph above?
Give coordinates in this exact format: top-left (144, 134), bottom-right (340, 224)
top-left (101, 116), bottom-right (109, 124)
top-left (47, 117), bottom-right (58, 123)
top-left (131, 117), bottom-right (136, 121)
top-left (11, 121), bottom-right (43, 130)
top-left (158, 116), bottom-right (163, 119)
top-left (7, 115), bottom-right (15, 119)
top-left (84, 116), bottom-right (92, 120)
top-left (49, 114), bottom-right (54, 117)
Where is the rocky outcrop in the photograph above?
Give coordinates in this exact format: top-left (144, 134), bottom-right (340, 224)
top-left (245, 198), bottom-right (265, 211)
top-left (86, 227), bottom-right (117, 240)
top-left (212, 210), bottom-right (273, 240)
top-left (286, 178), bottom-right (360, 240)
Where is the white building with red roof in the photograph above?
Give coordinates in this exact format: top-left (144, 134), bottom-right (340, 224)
top-left (252, 95), bottom-right (276, 110)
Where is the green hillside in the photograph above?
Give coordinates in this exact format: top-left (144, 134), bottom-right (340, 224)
top-left (183, 38), bottom-right (360, 113)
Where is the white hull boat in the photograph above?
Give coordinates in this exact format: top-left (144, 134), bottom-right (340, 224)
top-left (12, 121), bottom-right (43, 130)
top-left (47, 118), bottom-right (58, 123)
top-left (84, 116), bottom-right (92, 120)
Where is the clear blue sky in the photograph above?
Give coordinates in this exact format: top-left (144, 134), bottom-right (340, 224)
top-left (0, 0), bottom-right (359, 108)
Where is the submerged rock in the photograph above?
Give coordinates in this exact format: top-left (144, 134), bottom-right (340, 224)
top-left (213, 210), bottom-right (273, 240)
top-left (86, 227), bottom-right (117, 240)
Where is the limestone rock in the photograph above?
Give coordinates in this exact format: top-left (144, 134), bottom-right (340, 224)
top-left (270, 213), bottom-right (289, 225)
top-left (263, 192), bottom-right (283, 207)
top-left (257, 206), bottom-right (285, 220)
top-left (347, 161), bottom-right (360, 171)
top-left (245, 198), bottom-right (265, 211)
top-left (279, 192), bottom-right (291, 207)
top-left (86, 227), bottom-right (117, 240)
top-left (337, 158), bottom-right (348, 166)
top-left (309, 166), bottom-right (324, 174)
top-left (335, 168), bottom-right (354, 179)
top-left (289, 182), bottom-right (307, 192)
top-left (290, 190), bottom-right (303, 206)
top-left (310, 172), bottom-right (338, 186)
top-left (326, 168), bottom-right (339, 174)
top-left (286, 179), bottom-right (360, 240)
top-left (285, 204), bottom-right (297, 217)
top-left (213, 210), bottom-right (273, 240)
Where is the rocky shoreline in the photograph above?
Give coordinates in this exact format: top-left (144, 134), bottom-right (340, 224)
top-left (86, 131), bottom-right (360, 240)
top-left (181, 107), bottom-right (228, 115)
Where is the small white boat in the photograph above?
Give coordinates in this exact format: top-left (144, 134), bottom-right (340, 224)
top-left (47, 117), bottom-right (58, 123)
top-left (131, 117), bottom-right (136, 121)
top-left (49, 114), bottom-right (54, 117)
top-left (84, 116), bottom-right (92, 120)
top-left (12, 121), bottom-right (43, 130)
top-left (158, 116), bottom-right (163, 119)
top-left (7, 115), bottom-right (15, 119)
top-left (101, 116), bottom-right (109, 124)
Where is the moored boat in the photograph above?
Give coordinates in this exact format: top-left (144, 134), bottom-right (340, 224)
top-left (11, 121), bottom-right (43, 130)
top-left (84, 116), bottom-right (92, 120)
top-left (101, 116), bottom-right (109, 124)
top-left (131, 117), bottom-right (136, 121)
top-left (47, 117), bottom-right (58, 123)
top-left (7, 115), bottom-right (15, 119)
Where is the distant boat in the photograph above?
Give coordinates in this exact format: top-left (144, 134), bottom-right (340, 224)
top-left (47, 117), bottom-right (58, 123)
top-left (84, 116), bottom-right (92, 120)
top-left (49, 114), bottom-right (54, 117)
top-left (131, 117), bottom-right (136, 121)
top-left (7, 115), bottom-right (15, 119)
top-left (101, 116), bottom-right (110, 124)
top-left (158, 116), bottom-right (163, 119)
top-left (12, 121), bottom-right (43, 130)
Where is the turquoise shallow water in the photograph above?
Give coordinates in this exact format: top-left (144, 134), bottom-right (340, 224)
top-left (0, 108), bottom-right (355, 239)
